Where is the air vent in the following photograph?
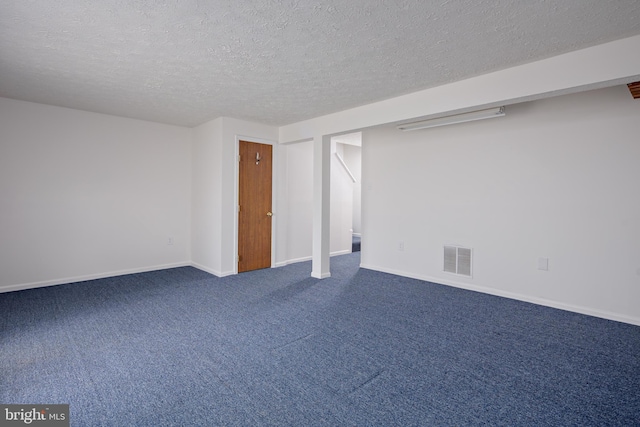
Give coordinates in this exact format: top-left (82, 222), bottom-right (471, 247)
top-left (444, 245), bottom-right (472, 277)
top-left (628, 81), bottom-right (640, 99)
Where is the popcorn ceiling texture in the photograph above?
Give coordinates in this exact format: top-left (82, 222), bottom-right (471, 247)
top-left (1, 1), bottom-right (639, 127)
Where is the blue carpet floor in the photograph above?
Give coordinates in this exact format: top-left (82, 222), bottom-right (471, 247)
top-left (1, 253), bottom-right (639, 426)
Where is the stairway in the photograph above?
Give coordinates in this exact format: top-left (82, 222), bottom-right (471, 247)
top-left (352, 235), bottom-right (361, 253)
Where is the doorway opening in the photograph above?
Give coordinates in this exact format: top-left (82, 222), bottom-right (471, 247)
top-left (331, 132), bottom-right (362, 255)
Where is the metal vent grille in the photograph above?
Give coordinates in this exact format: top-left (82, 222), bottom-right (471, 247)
top-left (443, 245), bottom-right (472, 277)
top-left (444, 246), bottom-right (458, 273)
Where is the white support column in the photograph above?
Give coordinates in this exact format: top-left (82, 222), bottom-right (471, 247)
top-left (311, 135), bottom-right (331, 279)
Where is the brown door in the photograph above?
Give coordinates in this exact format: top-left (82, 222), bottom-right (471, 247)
top-left (238, 140), bottom-right (273, 272)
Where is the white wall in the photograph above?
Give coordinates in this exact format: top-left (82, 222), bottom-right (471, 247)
top-left (343, 144), bottom-right (362, 235)
top-left (0, 97), bottom-right (192, 291)
top-left (281, 140), bottom-right (314, 263)
top-left (361, 86), bottom-right (640, 325)
top-left (191, 117), bottom-right (223, 274)
top-left (331, 143), bottom-right (353, 255)
top-left (191, 116), bottom-right (278, 276)
top-left (274, 140), bottom-right (357, 266)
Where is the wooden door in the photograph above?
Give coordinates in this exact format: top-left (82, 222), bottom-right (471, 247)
top-left (238, 140), bottom-right (273, 272)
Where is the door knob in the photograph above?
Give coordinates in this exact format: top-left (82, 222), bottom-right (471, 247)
top-left (266, 212), bottom-right (273, 217)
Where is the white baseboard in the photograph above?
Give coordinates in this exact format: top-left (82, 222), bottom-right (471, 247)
top-left (274, 250), bottom-right (353, 268)
top-left (331, 249), bottom-right (352, 257)
top-left (359, 263), bottom-right (640, 327)
top-left (0, 261), bottom-right (192, 294)
top-left (311, 271), bottom-right (331, 279)
top-left (193, 251), bottom-right (352, 276)
top-left (274, 256), bottom-right (312, 268)
top-left (190, 262), bottom-right (221, 277)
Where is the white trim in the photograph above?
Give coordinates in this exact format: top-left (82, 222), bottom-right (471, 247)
top-left (359, 263), bottom-right (640, 327)
top-left (274, 250), bottom-right (353, 268)
top-left (189, 262), bottom-right (235, 277)
top-left (331, 249), bottom-right (352, 257)
top-left (352, 233), bottom-right (362, 238)
top-left (0, 262), bottom-right (191, 294)
top-left (275, 256), bottom-right (312, 267)
top-left (311, 272), bottom-right (331, 279)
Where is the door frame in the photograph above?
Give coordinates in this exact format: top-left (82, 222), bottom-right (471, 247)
top-left (234, 136), bottom-right (278, 274)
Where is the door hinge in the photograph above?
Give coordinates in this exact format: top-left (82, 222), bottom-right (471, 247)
top-left (238, 154), bottom-right (241, 162)
top-left (237, 255), bottom-right (241, 262)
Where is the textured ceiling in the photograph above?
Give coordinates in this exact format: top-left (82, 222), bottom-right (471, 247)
top-left (1, 1), bottom-right (640, 127)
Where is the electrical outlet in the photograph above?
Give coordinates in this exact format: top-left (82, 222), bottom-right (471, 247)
top-left (167, 237), bottom-right (174, 246)
top-left (538, 257), bottom-right (549, 271)
top-left (398, 241), bottom-right (405, 251)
